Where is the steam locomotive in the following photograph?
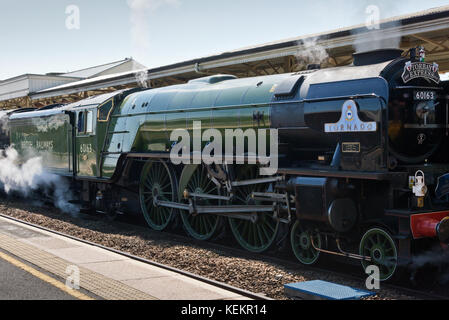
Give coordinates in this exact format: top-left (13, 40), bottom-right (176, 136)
top-left (4, 47), bottom-right (449, 281)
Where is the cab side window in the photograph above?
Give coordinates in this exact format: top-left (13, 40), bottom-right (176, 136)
top-left (77, 111), bottom-right (85, 133)
top-left (77, 110), bottom-right (95, 135)
top-left (98, 100), bottom-right (114, 122)
top-left (86, 110), bottom-right (93, 133)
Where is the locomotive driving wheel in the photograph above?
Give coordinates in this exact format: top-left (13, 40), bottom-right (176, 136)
top-left (139, 160), bottom-right (177, 231)
top-left (179, 165), bottom-right (223, 241)
top-left (290, 220), bottom-right (322, 265)
top-left (228, 165), bottom-right (280, 253)
top-left (359, 228), bottom-right (398, 281)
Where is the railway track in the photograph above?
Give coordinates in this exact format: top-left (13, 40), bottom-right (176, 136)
top-left (153, 226), bottom-right (449, 301)
top-left (109, 211), bottom-right (449, 300)
top-left (3, 46), bottom-right (449, 299)
top-left (0, 198), bottom-right (447, 300)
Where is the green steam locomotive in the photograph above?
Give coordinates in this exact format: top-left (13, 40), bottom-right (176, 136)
top-left (6, 47), bottom-right (449, 281)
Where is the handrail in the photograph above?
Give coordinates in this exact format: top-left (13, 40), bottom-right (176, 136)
top-left (110, 93), bottom-right (386, 118)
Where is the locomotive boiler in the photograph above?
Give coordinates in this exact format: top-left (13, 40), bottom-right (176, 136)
top-left (6, 47), bottom-right (449, 281)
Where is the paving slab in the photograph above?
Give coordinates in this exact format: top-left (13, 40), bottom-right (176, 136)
top-left (0, 216), bottom-right (253, 300)
top-left (123, 275), bottom-right (245, 300)
top-left (45, 246), bottom-right (128, 265)
top-left (0, 220), bottom-right (48, 239)
top-left (20, 237), bottom-right (80, 250)
top-left (80, 259), bottom-right (175, 281)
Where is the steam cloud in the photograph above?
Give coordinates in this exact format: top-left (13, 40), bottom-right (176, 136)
top-left (128, 0), bottom-right (181, 58)
top-left (0, 147), bottom-right (79, 215)
top-left (295, 38), bottom-right (329, 68)
top-left (32, 114), bottom-right (67, 133)
top-left (352, 23), bottom-right (402, 53)
top-left (409, 248), bottom-right (448, 269)
top-left (133, 60), bottom-right (151, 88)
top-left (0, 111), bottom-right (9, 134)
top-left (401, 246), bottom-right (449, 285)
top-left (351, 2), bottom-right (403, 53)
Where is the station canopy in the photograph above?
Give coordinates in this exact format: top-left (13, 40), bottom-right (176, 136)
top-left (4, 5), bottom-right (449, 109)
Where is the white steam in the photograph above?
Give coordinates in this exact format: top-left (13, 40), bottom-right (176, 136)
top-left (351, 2), bottom-right (403, 53)
top-left (295, 38), bottom-right (329, 69)
top-left (133, 61), bottom-right (151, 88)
top-left (128, 0), bottom-right (181, 59)
top-left (32, 114), bottom-right (67, 133)
top-left (352, 23), bottom-right (402, 53)
top-left (0, 111), bottom-right (9, 135)
top-left (0, 147), bottom-right (79, 215)
top-left (406, 247), bottom-right (449, 285)
top-left (408, 248), bottom-right (449, 269)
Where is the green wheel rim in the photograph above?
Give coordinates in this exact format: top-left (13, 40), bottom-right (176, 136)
top-left (359, 228), bottom-right (398, 281)
top-left (290, 220), bottom-right (321, 265)
top-left (229, 166), bottom-right (280, 253)
top-left (139, 161), bottom-right (176, 231)
top-left (180, 165), bottom-right (222, 241)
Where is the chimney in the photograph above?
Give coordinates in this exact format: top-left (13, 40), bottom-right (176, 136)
top-left (353, 48), bottom-right (403, 66)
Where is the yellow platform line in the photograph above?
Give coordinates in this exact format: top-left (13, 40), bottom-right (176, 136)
top-left (0, 250), bottom-right (94, 300)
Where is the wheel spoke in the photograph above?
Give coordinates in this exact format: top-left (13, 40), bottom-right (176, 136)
top-left (264, 218), bottom-right (275, 233)
top-left (290, 221), bottom-right (321, 265)
top-left (256, 226), bottom-right (265, 246)
top-left (260, 224), bottom-right (271, 243)
top-left (228, 165), bottom-right (279, 253)
top-left (139, 161), bottom-right (175, 231)
top-left (360, 228), bottom-right (398, 281)
top-left (180, 165), bottom-right (222, 241)
top-left (251, 224), bottom-right (257, 246)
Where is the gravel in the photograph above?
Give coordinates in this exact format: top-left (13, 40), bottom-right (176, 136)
top-left (0, 197), bottom-right (420, 300)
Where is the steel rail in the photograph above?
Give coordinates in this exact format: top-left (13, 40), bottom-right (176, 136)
top-left (0, 206), bottom-right (447, 300)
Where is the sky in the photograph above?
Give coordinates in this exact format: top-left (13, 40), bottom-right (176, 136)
top-left (0, 0), bottom-right (448, 80)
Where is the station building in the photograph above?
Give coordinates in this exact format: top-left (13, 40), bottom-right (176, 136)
top-left (0, 58), bottom-right (146, 109)
top-left (1, 5), bottom-right (449, 110)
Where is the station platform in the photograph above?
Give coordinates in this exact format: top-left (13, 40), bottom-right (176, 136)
top-left (0, 216), bottom-right (251, 300)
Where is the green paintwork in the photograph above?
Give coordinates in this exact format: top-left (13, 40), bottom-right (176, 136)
top-left (228, 165), bottom-right (280, 253)
top-left (75, 107), bottom-right (97, 177)
top-left (9, 113), bottom-right (73, 175)
top-left (10, 73), bottom-right (291, 180)
top-left (178, 164), bottom-right (223, 241)
top-left (101, 74), bottom-right (286, 177)
top-left (290, 221), bottom-right (322, 265)
top-left (359, 228), bottom-right (398, 281)
top-left (139, 160), bottom-right (177, 231)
